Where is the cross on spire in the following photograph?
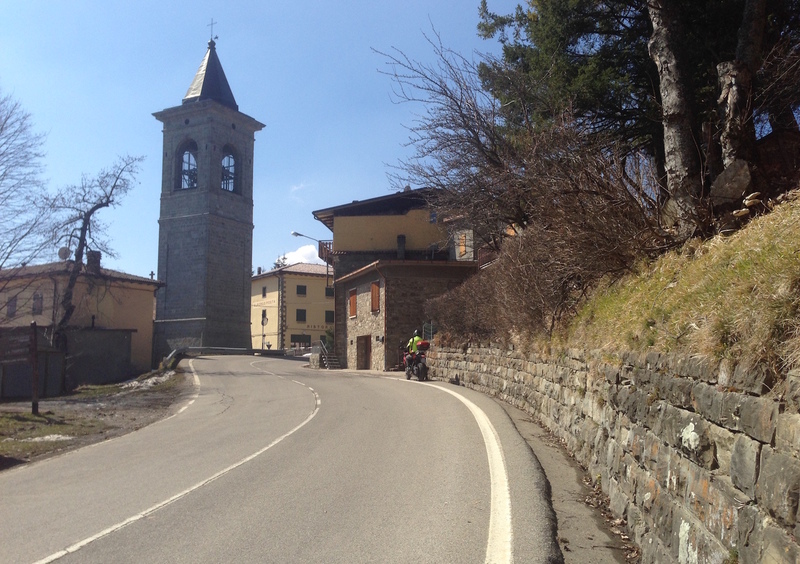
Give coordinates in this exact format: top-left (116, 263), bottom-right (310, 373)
top-left (208, 18), bottom-right (218, 40)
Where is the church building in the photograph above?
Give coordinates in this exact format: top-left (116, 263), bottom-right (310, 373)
top-left (152, 39), bottom-right (264, 362)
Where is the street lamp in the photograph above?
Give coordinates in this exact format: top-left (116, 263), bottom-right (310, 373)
top-left (291, 231), bottom-right (330, 286)
top-left (291, 231), bottom-right (319, 242)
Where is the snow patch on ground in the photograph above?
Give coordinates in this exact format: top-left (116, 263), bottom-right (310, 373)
top-left (122, 371), bottom-right (175, 390)
top-left (3, 434), bottom-right (74, 443)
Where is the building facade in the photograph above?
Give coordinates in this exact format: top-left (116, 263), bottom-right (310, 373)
top-left (152, 39), bottom-right (264, 360)
top-left (313, 188), bottom-right (478, 370)
top-left (250, 263), bottom-right (334, 351)
top-left (335, 260), bottom-right (475, 370)
top-left (0, 253), bottom-right (161, 376)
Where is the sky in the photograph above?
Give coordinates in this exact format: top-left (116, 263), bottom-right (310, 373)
top-left (1, 0), bottom-right (517, 278)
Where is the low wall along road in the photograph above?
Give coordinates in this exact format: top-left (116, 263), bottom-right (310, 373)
top-left (429, 344), bottom-right (800, 564)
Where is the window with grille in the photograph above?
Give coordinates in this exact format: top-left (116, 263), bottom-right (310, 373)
top-left (458, 233), bottom-right (467, 257)
top-left (178, 141), bottom-right (198, 190)
top-left (221, 148), bottom-right (236, 192)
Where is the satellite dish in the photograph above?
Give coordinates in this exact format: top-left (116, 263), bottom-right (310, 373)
top-left (58, 247), bottom-right (72, 260)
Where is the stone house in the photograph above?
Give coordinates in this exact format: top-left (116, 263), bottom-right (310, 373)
top-left (312, 188), bottom-right (477, 370)
top-left (250, 263), bottom-right (334, 351)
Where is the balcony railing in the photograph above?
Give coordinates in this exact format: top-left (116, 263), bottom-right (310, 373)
top-left (318, 240), bottom-right (333, 265)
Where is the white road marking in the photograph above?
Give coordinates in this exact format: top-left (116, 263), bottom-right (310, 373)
top-left (421, 382), bottom-right (513, 564)
top-left (173, 359), bottom-right (200, 416)
top-left (35, 361), bottom-right (320, 564)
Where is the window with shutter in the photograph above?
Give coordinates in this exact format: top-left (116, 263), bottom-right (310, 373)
top-left (349, 289), bottom-right (357, 317)
top-left (371, 281), bottom-right (380, 312)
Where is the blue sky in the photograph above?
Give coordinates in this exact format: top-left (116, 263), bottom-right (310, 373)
top-left (1, 0), bottom-right (515, 277)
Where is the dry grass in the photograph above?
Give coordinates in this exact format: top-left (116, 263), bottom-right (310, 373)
top-left (0, 410), bottom-right (110, 461)
top-left (0, 371), bottom-right (185, 467)
top-left (565, 193), bottom-right (800, 372)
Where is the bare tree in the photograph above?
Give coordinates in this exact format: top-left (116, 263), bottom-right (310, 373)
top-left (376, 33), bottom-right (540, 249)
top-left (381, 32), bottom-right (675, 339)
top-left (42, 155), bottom-right (143, 334)
top-left (0, 89), bottom-right (50, 274)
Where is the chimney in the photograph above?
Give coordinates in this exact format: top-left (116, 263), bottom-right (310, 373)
top-left (397, 235), bottom-right (406, 260)
top-left (257, 266), bottom-right (262, 275)
top-left (86, 250), bottom-right (101, 274)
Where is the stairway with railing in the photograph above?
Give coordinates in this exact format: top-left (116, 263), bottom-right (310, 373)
top-left (319, 339), bottom-right (340, 369)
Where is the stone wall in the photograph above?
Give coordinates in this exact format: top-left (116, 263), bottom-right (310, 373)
top-left (429, 344), bottom-right (800, 564)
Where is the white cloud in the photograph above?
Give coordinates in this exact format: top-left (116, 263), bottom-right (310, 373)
top-left (288, 182), bottom-right (311, 205)
top-left (282, 244), bottom-right (324, 266)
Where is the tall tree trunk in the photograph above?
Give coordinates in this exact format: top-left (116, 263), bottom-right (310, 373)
top-left (717, 0), bottom-right (766, 167)
top-left (647, 0), bottom-right (703, 239)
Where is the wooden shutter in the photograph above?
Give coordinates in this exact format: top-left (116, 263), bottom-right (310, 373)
top-left (349, 288), bottom-right (357, 317)
top-left (371, 281), bottom-right (380, 312)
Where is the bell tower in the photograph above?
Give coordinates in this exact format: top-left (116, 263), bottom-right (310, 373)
top-left (153, 39), bottom-right (264, 361)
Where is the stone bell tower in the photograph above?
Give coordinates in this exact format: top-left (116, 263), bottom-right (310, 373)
top-left (152, 38), bottom-right (264, 361)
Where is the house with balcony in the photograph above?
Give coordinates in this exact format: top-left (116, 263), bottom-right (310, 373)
top-left (312, 188), bottom-right (477, 370)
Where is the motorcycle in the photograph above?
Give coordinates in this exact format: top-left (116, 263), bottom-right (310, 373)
top-left (404, 340), bottom-right (429, 381)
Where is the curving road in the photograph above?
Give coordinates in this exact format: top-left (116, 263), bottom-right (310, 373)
top-left (0, 356), bottom-right (561, 564)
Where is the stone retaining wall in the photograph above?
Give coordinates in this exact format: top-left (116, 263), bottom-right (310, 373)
top-left (429, 344), bottom-right (800, 563)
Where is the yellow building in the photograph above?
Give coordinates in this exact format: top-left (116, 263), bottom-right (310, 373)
top-left (0, 252), bottom-right (162, 377)
top-left (250, 263), bottom-right (334, 351)
top-left (311, 188), bottom-right (478, 370)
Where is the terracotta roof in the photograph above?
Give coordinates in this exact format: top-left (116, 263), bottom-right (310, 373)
top-left (0, 261), bottom-right (162, 286)
top-left (253, 262), bottom-right (329, 279)
top-left (182, 39), bottom-right (238, 111)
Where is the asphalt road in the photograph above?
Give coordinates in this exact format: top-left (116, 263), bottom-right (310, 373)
top-left (0, 356), bottom-right (562, 564)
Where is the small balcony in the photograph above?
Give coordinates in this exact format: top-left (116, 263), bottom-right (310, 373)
top-left (318, 240), bottom-right (333, 265)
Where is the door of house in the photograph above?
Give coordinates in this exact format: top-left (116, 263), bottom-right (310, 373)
top-left (356, 335), bottom-right (371, 370)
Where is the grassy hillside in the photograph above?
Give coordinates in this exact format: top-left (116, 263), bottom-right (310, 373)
top-left (563, 192), bottom-right (800, 374)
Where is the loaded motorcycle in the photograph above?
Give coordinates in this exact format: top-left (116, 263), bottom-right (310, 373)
top-left (404, 340), bottom-right (429, 381)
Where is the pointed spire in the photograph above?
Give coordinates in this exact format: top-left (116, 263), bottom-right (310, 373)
top-left (182, 38), bottom-right (238, 111)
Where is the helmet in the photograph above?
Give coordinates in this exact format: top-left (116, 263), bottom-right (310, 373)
top-left (414, 329), bottom-right (420, 337)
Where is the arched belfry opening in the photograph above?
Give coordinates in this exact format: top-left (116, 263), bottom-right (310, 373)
top-left (176, 139), bottom-right (199, 190)
top-left (152, 38), bottom-right (265, 363)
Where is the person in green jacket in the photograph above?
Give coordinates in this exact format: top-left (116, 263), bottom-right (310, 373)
top-left (405, 329), bottom-right (422, 375)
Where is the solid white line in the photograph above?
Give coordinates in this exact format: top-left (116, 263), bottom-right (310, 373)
top-left (174, 359), bottom-right (201, 416)
top-left (34, 363), bottom-right (321, 564)
top-left (421, 382), bottom-right (513, 564)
